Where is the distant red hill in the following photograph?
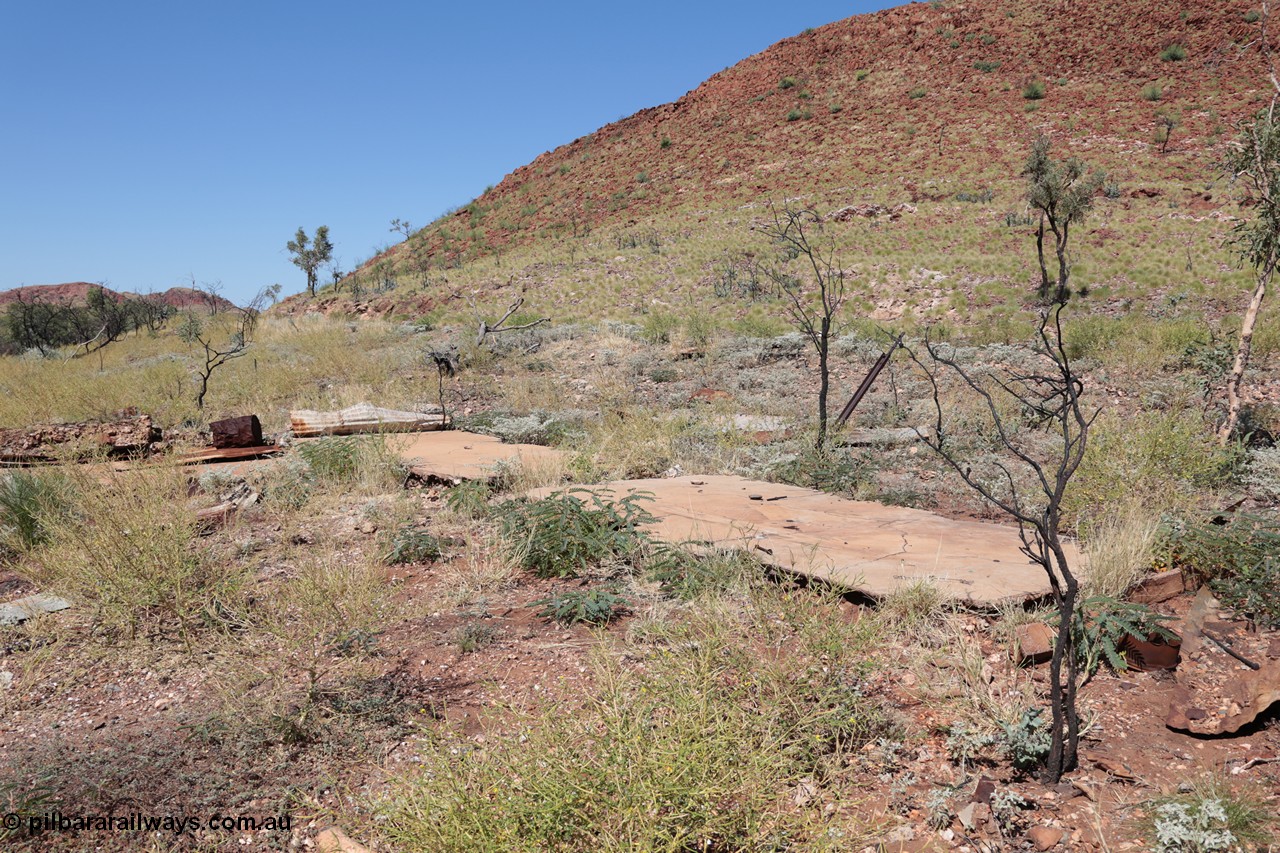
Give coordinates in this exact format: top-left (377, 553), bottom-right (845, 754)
top-left (0, 283), bottom-right (239, 312)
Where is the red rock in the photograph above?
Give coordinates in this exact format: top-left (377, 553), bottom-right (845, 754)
top-left (1029, 825), bottom-right (1064, 850)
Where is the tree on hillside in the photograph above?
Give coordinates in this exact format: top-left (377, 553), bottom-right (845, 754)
top-left (754, 204), bottom-right (847, 449)
top-left (1219, 8), bottom-right (1280, 444)
top-left (1025, 136), bottom-right (1105, 302)
top-left (286, 226), bottom-right (334, 297)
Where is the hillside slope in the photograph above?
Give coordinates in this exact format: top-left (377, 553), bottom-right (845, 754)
top-left (307, 0), bottom-right (1271, 330)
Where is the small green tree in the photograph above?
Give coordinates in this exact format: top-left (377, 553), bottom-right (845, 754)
top-left (286, 226), bottom-right (334, 297)
top-left (1025, 136), bottom-right (1105, 302)
top-left (754, 204), bottom-right (847, 449)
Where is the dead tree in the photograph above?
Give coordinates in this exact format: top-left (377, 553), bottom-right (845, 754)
top-left (181, 290), bottom-right (266, 411)
top-left (1220, 2), bottom-right (1280, 444)
top-left (906, 303), bottom-right (1098, 783)
top-left (754, 203), bottom-right (847, 449)
top-left (474, 296), bottom-right (549, 347)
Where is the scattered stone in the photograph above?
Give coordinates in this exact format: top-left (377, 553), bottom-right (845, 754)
top-left (0, 593), bottom-right (72, 626)
top-left (1128, 569), bottom-right (1186, 604)
top-left (1014, 622), bottom-right (1056, 666)
top-left (315, 826), bottom-right (375, 853)
top-left (1029, 825), bottom-right (1065, 850)
top-left (0, 671), bottom-right (12, 689)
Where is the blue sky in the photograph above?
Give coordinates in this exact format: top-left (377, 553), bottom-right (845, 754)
top-left (1, 1), bottom-right (896, 304)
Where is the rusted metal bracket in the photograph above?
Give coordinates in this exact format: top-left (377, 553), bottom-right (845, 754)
top-left (834, 334), bottom-right (903, 430)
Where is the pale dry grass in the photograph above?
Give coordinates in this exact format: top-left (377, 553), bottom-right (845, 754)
top-left (1081, 500), bottom-right (1162, 598)
top-left (431, 532), bottom-right (520, 608)
top-left (28, 463), bottom-right (243, 645)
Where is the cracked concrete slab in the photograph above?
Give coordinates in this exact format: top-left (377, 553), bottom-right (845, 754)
top-left (532, 475), bottom-right (1076, 605)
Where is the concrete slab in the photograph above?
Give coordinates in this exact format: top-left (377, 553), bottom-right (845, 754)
top-left (0, 593), bottom-right (72, 626)
top-left (531, 475), bottom-right (1078, 605)
top-left (391, 430), bottom-right (563, 483)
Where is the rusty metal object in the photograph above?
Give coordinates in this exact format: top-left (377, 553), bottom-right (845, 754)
top-left (210, 414), bottom-right (263, 449)
top-left (834, 335), bottom-right (903, 431)
top-left (0, 413), bottom-right (160, 465)
top-left (1120, 633), bottom-right (1181, 671)
top-left (291, 403), bottom-right (448, 437)
top-left (179, 445), bottom-right (282, 465)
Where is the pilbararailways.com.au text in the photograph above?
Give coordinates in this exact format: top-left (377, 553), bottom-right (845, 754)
top-left (7, 811), bottom-right (292, 836)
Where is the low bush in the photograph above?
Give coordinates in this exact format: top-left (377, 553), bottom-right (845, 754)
top-left (1073, 596), bottom-right (1176, 676)
top-left (383, 527), bottom-right (444, 565)
top-left (29, 467), bottom-right (243, 644)
top-left (534, 586), bottom-right (630, 625)
top-left (1160, 43), bottom-right (1187, 62)
top-left (0, 470), bottom-right (68, 557)
top-left (1022, 80), bottom-right (1046, 100)
top-left (379, 608), bottom-right (892, 851)
top-left (1142, 83), bottom-right (1164, 101)
top-left (494, 489), bottom-right (658, 578)
top-left (1147, 776), bottom-right (1275, 852)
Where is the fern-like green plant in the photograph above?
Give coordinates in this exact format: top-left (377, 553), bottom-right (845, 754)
top-left (534, 587), bottom-right (630, 625)
top-left (1073, 596), bottom-right (1177, 676)
top-left (383, 526), bottom-right (443, 565)
top-left (495, 488), bottom-right (657, 578)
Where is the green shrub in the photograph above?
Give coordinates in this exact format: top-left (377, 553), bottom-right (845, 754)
top-left (1001, 707), bottom-right (1052, 771)
top-left (31, 468), bottom-right (242, 643)
top-left (1148, 776), bottom-right (1276, 852)
top-left (659, 135), bottom-right (671, 149)
top-left (379, 612), bottom-right (891, 851)
top-left (651, 549), bottom-right (764, 601)
top-left (1245, 9), bottom-right (1262, 22)
top-left (1074, 596), bottom-right (1176, 676)
top-left (1065, 410), bottom-right (1234, 525)
top-left (295, 436), bottom-right (403, 490)
top-left (383, 527), bottom-right (443, 565)
top-left (973, 60), bottom-right (1001, 72)
top-left (494, 489), bottom-right (658, 578)
top-left (640, 311), bottom-right (680, 344)
top-left (1213, 556), bottom-right (1280, 630)
top-left (1142, 82), bottom-right (1164, 101)
top-left (855, 69), bottom-right (870, 81)
top-left (1160, 512), bottom-right (1280, 584)
top-left (444, 479), bottom-right (493, 519)
top-left (779, 76), bottom-right (798, 90)
top-left (1022, 79), bottom-right (1046, 100)
top-left (785, 107), bottom-right (811, 121)
top-left (648, 366), bottom-right (678, 383)
top-left (0, 471), bottom-right (68, 556)
top-left (909, 86), bottom-right (927, 99)
top-left (534, 587), bottom-right (630, 625)
top-left (1160, 43), bottom-right (1187, 62)
top-left (454, 621), bottom-right (497, 653)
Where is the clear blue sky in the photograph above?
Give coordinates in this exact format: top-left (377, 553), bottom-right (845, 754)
top-left (1, 1), bottom-right (896, 304)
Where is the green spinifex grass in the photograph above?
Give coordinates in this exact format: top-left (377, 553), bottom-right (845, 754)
top-left (378, 589), bottom-right (894, 852)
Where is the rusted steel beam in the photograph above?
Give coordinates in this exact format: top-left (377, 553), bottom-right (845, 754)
top-left (834, 334), bottom-right (903, 430)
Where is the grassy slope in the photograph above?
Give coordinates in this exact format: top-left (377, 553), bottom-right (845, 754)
top-left (288, 0), bottom-right (1270, 345)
